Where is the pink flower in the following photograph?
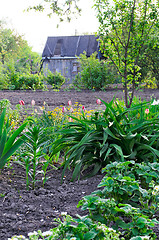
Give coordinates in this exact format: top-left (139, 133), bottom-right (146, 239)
top-left (68, 117), bottom-right (73, 122)
top-left (96, 99), bottom-right (101, 105)
top-left (19, 100), bottom-right (25, 105)
top-left (70, 107), bottom-right (74, 113)
top-left (145, 108), bottom-right (149, 114)
top-left (31, 100), bottom-right (35, 106)
top-left (68, 100), bottom-right (72, 106)
top-left (62, 106), bottom-right (67, 113)
top-left (82, 106), bottom-right (86, 112)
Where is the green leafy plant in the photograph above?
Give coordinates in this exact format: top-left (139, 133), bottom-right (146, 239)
top-left (77, 193), bottom-right (158, 239)
top-left (18, 73), bottom-right (44, 90)
top-left (17, 122), bottom-right (54, 189)
top-left (73, 52), bottom-right (116, 90)
top-left (0, 108), bottom-right (27, 169)
top-left (98, 161), bottom-right (159, 218)
top-left (9, 214), bottom-right (124, 240)
top-left (51, 99), bottom-right (159, 181)
top-left (45, 70), bottom-right (65, 88)
top-left (95, 0), bottom-right (159, 107)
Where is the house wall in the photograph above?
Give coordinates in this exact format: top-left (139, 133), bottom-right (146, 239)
top-left (43, 58), bottom-right (80, 84)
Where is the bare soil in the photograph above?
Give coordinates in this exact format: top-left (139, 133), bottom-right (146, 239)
top-left (1, 88), bottom-right (159, 110)
top-left (0, 89), bottom-right (159, 239)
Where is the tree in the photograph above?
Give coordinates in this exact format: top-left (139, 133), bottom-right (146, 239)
top-left (29, 0), bottom-right (159, 107)
top-left (94, 0), bottom-right (159, 107)
top-left (27, 0), bottom-right (81, 22)
top-left (139, 28), bottom-right (159, 87)
top-left (0, 21), bottom-right (41, 72)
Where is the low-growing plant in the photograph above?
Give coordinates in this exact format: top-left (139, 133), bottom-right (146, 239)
top-left (77, 193), bottom-right (158, 239)
top-left (9, 214), bottom-right (124, 240)
top-left (97, 161), bottom-right (159, 218)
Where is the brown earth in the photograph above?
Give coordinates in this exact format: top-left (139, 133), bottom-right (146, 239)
top-left (1, 88), bottom-right (159, 110)
top-left (0, 89), bottom-right (159, 240)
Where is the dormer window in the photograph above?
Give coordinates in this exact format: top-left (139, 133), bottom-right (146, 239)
top-left (54, 39), bottom-right (63, 56)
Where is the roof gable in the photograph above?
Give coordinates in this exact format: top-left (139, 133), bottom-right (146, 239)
top-left (42, 35), bottom-right (99, 58)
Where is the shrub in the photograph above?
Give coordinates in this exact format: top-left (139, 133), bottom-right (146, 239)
top-left (17, 73), bottom-right (44, 90)
top-left (4, 61), bottom-right (45, 90)
top-left (45, 71), bottom-right (65, 88)
top-left (73, 52), bottom-right (117, 90)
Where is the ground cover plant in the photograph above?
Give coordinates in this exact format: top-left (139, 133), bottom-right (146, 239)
top-left (0, 93), bottom-right (158, 240)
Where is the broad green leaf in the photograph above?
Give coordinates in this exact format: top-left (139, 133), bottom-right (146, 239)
top-left (83, 230), bottom-right (97, 240)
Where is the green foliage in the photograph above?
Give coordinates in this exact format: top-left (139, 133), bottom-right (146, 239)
top-left (0, 61), bottom-right (8, 89)
top-left (73, 52), bottom-right (116, 90)
top-left (7, 97), bottom-right (159, 240)
top-left (17, 122), bottom-right (53, 189)
top-left (1, 60), bottom-right (45, 90)
top-left (99, 161), bottom-right (159, 217)
top-left (45, 71), bottom-right (65, 88)
top-left (140, 74), bottom-right (157, 89)
top-left (17, 73), bottom-right (44, 90)
top-left (28, 0), bottom-right (81, 23)
top-left (0, 108), bottom-right (27, 169)
top-left (51, 98), bottom-right (159, 181)
top-left (95, 0), bottom-right (159, 107)
top-left (0, 21), bottom-right (45, 90)
top-left (10, 214), bottom-right (123, 240)
top-left (78, 195), bottom-right (158, 239)
top-left (77, 160), bottom-right (159, 239)
top-left (139, 29), bottom-right (159, 88)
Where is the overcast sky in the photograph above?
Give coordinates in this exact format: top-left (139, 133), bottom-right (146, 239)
top-left (0, 0), bottom-right (99, 53)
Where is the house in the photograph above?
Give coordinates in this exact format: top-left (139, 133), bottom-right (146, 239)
top-left (42, 35), bottom-right (99, 83)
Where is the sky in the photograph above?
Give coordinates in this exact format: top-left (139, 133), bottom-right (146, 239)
top-left (0, 0), bottom-right (99, 54)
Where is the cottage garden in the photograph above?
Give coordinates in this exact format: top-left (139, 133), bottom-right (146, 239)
top-left (0, 0), bottom-right (159, 238)
top-left (0, 92), bottom-right (159, 240)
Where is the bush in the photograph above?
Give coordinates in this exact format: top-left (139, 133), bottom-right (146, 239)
top-left (9, 73), bottom-right (44, 90)
top-left (73, 52), bottom-right (118, 90)
top-left (45, 71), bottom-right (65, 88)
top-left (18, 73), bottom-right (44, 90)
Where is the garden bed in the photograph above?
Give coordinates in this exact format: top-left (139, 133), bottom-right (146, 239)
top-left (0, 88), bottom-right (159, 239)
top-left (1, 88), bottom-right (159, 111)
top-left (0, 163), bottom-right (105, 239)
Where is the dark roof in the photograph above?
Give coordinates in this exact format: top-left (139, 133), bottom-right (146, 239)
top-left (42, 35), bottom-right (99, 58)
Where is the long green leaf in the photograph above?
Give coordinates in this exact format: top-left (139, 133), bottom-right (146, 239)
top-left (0, 128), bottom-right (7, 158)
top-left (110, 144), bottom-right (124, 161)
top-left (3, 122), bottom-right (27, 155)
top-left (0, 108), bottom-right (6, 137)
top-left (0, 137), bottom-right (24, 168)
top-left (71, 161), bottom-right (83, 181)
